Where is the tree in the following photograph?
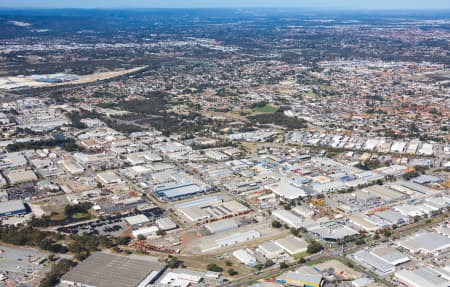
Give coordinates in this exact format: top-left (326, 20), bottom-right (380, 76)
top-left (207, 263), bottom-right (223, 272)
top-left (227, 268), bottom-right (238, 276)
top-left (280, 262), bottom-right (289, 269)
top-left (271, 221), bottom-right (282, 228)
top-left (39, 259), bottom-right (76, 287)
top-left (225, 260), bottom-right (232, 266)
top-left (307, 240), bottom-right (323, 254)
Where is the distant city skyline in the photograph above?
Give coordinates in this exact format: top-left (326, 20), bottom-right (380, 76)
top-left (1, 0), bottom-right (450, 10)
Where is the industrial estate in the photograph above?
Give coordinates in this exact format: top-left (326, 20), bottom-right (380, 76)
top-left (0, 6), bottom-right (449, 287)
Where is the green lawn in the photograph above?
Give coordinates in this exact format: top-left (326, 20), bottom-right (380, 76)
top-left (304, 91), bottom-right (317, 98)
top-left (72, 212), bottom-right (91, 219)
top-left (252, 104), bottom-right (278, 114)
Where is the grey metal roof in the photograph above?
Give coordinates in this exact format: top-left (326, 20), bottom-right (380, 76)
top-left (354, 250), bottom-right (394, 273)
top-left (61, 252), bottom-right (166, 287)
top-left (397, 232), bottom-right (450, 253)
top-left (0, 200), bottom-right (26, 215)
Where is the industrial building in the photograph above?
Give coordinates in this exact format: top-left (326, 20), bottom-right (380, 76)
top-left (0, 200), bottom-right (27, 218)
top-left (233, 249), bottom-right (258, 266)
top-left (274, 236), bottom-right (308, 255)
top-left (277, 271), bottom-right (324, 287)
top-left (132, 226), bottom-right (159, 238)
top-left (96, 170), bottom-right (122, 185)
top-left (178, 198), bottom-right (249, 222)
top-left (397, 232), bottom-right (450, 255)
top-left (353, 250), bottom-right (395, 274)
top-left (267, 182), bottom-right (307, 201)
top-left (272, 209), bottom-right (303, 229)
top-left (5, 169), bottom-right (38, 185)
top-left (156, 217), bottom-right (177, 231)
top-left (394, 267), bottom-right (449, 287)
top-left (201, 230), bottom-right (261, 253)
top-left (158, 269), bottom-right (204, 287)
top-left (292, 205), bottom-right (315, 218)
top-left (205, 218), bottom-right (239, 234)
top-left (370, 246), bottom-right (410, 266)
top-left (257, 241), bottom-right (285, 259)
top-left (309, 222), bottom-right (359, 242)
top-left (125, 214), bottom-right (150, 227)
top-left (60, 252), bottom-right (166, 287)
top-left (154, 179), bottom-right (208, 201)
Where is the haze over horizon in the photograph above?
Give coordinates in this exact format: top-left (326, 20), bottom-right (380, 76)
top-left (1, 0), bottom-right (450, 10)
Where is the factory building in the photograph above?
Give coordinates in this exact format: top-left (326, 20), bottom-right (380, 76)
top-left (154, 179), bottom-right (208, 201)
top-left (132, 226), bottom-right (159, 239)
top-left (60, 252), bottom-right (166, 287)
top-left (205, 218), bottom-right (239, 234)
top-left (156, 217), bottom-right (178, 231)
top-left (267, 182), bottom-right (307, 201)
top-left (125, 214), bottom-right (150, 227)
top-left (0, 200), bottom-right (27, 218)
top-left (397, 232), bottom-right (450, 255)
top-left (395, 267), bottom-right (449, 287)
top-left (257, 241), bottom-right (285, 259)
top-left (274, 236), bottom-right (308, 255)
top-left (272, 209), bottom-right (303, 229)
top-left (233, 249), bottom-right (258, 266)
top-left (277, 271), bottom-right (324, 287)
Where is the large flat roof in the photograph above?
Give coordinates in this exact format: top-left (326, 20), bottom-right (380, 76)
top-left (61, 252), bottom-right (166, 287)
top-left (397, 232), bottom-right (450, 254)
top-left (0, 200), bottom-right (26, 215)
top-left (268, 182), bottom-right (307, 200)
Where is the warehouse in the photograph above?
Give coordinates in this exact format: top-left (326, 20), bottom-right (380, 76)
top-left (5, 169), bottom-right (38, 185)
top-left (132, 226), bottom-right (159, 238)
top-left (156, 217), bottom-right (177, 231)
top-left (175, 196), bottom-right (222, 209)
top-left (373, 210), bottom-right (409, 226)
top-left (125, 214), bottom-right (150, 227)
top-left (154, 180), bottom-right (207, 201)
top-left (233, 249), bottom-right (257, 266)
top-left (309, 223), bottom-right (359, 242)
top-left (158, 269), bottom-right (204, 287)
top-left (96, 170), bottom-right (122, 185)
top-left (370, 246), bottom-right (410, 266)
top-left (353, 250), bottom-right (395, 274)
top-left (395, 267), bottom-right (449, 287)
top-left (277, 271), bottom-right (324, 287)
top-left (274, 236), bottom-right (308, 255)
top-left (178, 199), bottom-right (249, 222)
top-left (60, 252), bottom-right (166, 287)
top-left (178, 206), bottom-right (211, 222)
top-left (202, 230), bottom-right (261, 252)
top-left (272, 209), bottom-right (303, 229)
top-left (62, 160), bottom-right (84, 175)
top-left (394, 204), bottom-right (426, 218)
top-left (0, 200), bottom-right (27, 218)
top-left (397, 181), bottom-right (438, 196)
top-left (292, 205), bottom-right (315, 218)
top-left (205, 218), bottom-right (239, 234)
top-left (216, 230), bottom-right (261, 248)
top-left (348, 214), bottom-right (380, 232)
top-left (397, 232), bottom-right (450, 254)
top-left (424, 196), bottom-right (450, 210)
top-left (267, 182), bottom-right (307, 201)
top-left (257, 241), bottom-right (285, 259)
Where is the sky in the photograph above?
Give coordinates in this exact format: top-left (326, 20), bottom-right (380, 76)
top-left (1, 0), bottom-right (450, 10)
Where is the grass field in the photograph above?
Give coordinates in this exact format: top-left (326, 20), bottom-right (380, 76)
top-left (304, 91), bottom-right (317, 98)
top-left (252, 104), bottom-right (278, 114)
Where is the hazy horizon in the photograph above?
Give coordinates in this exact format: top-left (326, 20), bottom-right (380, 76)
top-left (1, 0), bottom-right (450, 10)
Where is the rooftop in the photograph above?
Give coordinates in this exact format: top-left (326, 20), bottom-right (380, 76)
top-left (61, 253), bottom-right (166, 287)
